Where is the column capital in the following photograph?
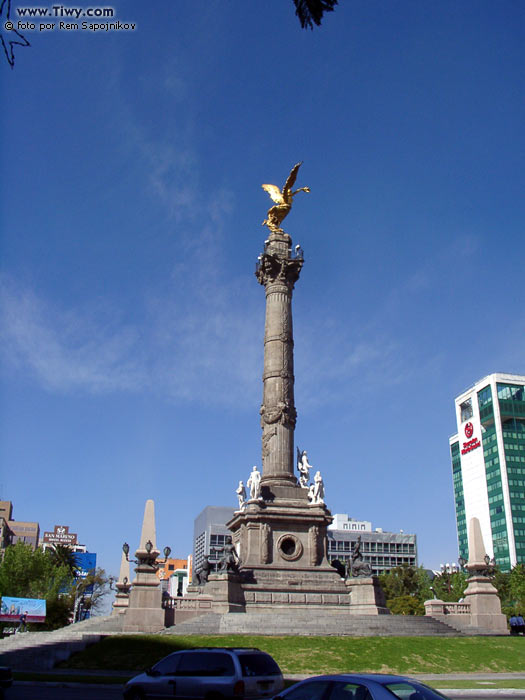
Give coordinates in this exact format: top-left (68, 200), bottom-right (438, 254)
top-left (255, 254), bottom-right (303, 290)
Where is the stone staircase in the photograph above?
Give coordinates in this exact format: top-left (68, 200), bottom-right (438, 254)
top-left (0, 614), bottom-right (124, 670)
top-left (0, 610), bottom-right (498, 672)
top-left (161, 611), bottom-right (464, 637)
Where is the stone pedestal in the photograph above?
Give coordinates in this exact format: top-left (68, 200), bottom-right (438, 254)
top-left (464, 574), bottom-right (508, 633)
top-left (345, 577), bottom-right (391, 615)
top-left (424, 518), bottom-right (508, 634)
top-left (206, 572), bottom-right (246, 613)
top-left (112, 582), bottom-right (131, 615)
top-left (122, 499), bottom-right (166, 633)
top-left (112, 550), bottom-right (131, 615)
top-left (123, 558), bottom-right (165, 633)
top-left (463, 517), bottom-right (508, 634)
top-left (226, 495), bottom-right (348, 610)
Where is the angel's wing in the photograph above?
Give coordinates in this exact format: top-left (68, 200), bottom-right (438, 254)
top-left (296, 446), bottom-right (302, 466)
top-left (283, 162), bottom-right (303, 192)
top-left (262, 184), bottom-right (284, 204)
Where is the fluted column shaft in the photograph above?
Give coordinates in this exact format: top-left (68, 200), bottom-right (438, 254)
top-left (256, 230), bottom-right (303, 487)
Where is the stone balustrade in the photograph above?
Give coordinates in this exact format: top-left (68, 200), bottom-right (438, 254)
top-left (424, 599), bottom-right (470, 616)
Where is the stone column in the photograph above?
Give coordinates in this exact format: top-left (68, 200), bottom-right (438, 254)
top-left (463, 517), bottom-right (507, 633)
top-left (123, 499), bottom-right (165, 633)
top-left (112, 550), bottom-right (131, 614)
top-left (256, 230), bottom-right (303, 487)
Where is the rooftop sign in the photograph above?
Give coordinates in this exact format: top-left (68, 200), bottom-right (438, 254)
top-left (43, 525), bottom-right (77, 545)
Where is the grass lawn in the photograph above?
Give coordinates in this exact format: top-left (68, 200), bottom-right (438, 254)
top-left (429, 680), bottom-right (525, 689)
top-left (59, 635), bottom-right (525, 675)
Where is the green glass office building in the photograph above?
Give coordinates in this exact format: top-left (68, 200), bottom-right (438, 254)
top-left (450, 373), bottom-right (525, 571)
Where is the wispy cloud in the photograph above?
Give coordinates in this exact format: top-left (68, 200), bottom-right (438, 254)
top-left (0, 278), bottom-right (146, 394)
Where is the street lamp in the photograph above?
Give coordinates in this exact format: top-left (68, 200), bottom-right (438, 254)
top-left (122, 541), bottom-right (172, 571)
top-left (440, 562), bottom-right (458, 594)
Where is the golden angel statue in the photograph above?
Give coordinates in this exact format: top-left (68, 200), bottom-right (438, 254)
top-left (262, 162), bottom-right (310, 232)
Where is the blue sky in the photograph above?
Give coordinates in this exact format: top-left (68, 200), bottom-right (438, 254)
top-left (1, 1), bottom-right (524, 582)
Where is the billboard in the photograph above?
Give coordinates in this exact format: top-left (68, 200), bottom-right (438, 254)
top-left (43, 524), bottom-right (77, 545)
top-left (0, 596), bottom-right (46, 623)
top-left (74, 552), bottom-right (96, 577)
top-left (74, 552), bottom-right (97, 594)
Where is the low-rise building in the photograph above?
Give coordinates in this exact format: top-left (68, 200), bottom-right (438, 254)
top-left (327, 514), bottom-right (417, 575)
top-left (193, 506), bottom-right (235, 575)
top-left (156, 557), bottom-right (190, 597)
top-left (0, 501), bottom-right (40, 550)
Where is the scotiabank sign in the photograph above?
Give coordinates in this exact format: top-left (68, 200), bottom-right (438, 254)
top-left (461, 422), bottom-right (481, 455)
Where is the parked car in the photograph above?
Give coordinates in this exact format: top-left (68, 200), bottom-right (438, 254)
top-left (123, 647), bottom-right (284, 699)
top-left (271, 674), bottom-right (450, 700)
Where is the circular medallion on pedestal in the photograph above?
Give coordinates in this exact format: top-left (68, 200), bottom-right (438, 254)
top-left (277, 533), bottom-right (303, 561)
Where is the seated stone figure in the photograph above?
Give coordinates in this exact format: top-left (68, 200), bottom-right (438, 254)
top-left (194, 555), bottom-right (211, 586)
top-left (348, 536), bottom-right (372, 578)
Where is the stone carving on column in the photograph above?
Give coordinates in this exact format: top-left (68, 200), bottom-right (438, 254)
top-left (256, 256), bottom-right (303, 291)
top-left (236, 481), bottom-right (246, 510)
top-left (261, 425), bottom-right (277, 457)
top-left (309, 525), bottom-right (320, 566)
top-left (260, 523), bottom-right (272, 564)
top-left (247, 466), bottom-right (262, 500)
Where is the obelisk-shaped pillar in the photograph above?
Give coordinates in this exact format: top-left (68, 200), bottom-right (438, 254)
top-left (256, 230), bottom-right (303, 487)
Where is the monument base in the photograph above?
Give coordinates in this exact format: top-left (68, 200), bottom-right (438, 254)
top-left (345, 576), bottom-right (391, 615)
top-left (206, 572), bottom-right (246, 613)
top-left (218, 496), bottom-right (350, 611)
top-left (123, 606), bottom-right (165, 633)
top-left (464, 575), bottom-right (508, 633)
top-left (240, 565), bottom-right (349, 610)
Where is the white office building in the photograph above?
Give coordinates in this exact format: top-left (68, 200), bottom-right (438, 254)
top-left (450, 373), bottom-right (525, 571)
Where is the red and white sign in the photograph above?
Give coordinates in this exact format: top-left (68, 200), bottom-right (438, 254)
top-left (461, 420), bottom-right (481, 455)
top-left (461, 437), bottom-right (481, 455)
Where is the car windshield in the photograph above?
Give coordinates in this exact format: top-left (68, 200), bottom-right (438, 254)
top-left (152, 653), bottom-right (180, 676)
top-left (383, 681), bottom-right (449, 700)
top-left (239, 653), bottom-right (281, 677)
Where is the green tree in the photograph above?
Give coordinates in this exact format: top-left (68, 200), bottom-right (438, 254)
top-left (509, 564), bottom-right (525, 611)
top-left (47, 544), bottom-right (80, 577)
top-left (430, 570), bottom-right (468, 602)
top-left (379, 565), bottom-right (433, 615)
top-left (388, 595), bottom-right (425, 616)
top-left (69, 568), bottom-right (115, 620)
top-left (491, 565), bottom-right (525, 616)
top-left (293, 0), bottom-right (339, 29)
top-left (0, 542), bottom-right (74, 629)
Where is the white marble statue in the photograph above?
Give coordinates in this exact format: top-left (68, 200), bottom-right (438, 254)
top-left (297, 448), bottom-right (313, 488)
top-left (247, 465), bottom-right (262, 500)
top-left (236, 480), bottom-right (246, 509)
top-left (312, 470), bottom-right (325, 505)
